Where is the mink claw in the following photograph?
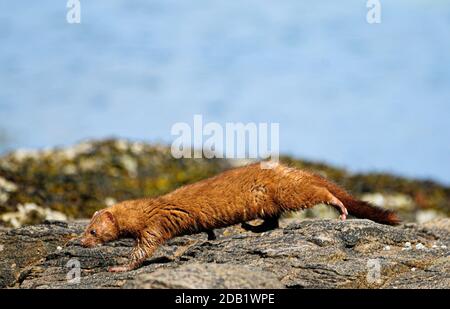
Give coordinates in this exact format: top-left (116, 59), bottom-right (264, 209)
top-left (108, 265), bottom-right (131, 273)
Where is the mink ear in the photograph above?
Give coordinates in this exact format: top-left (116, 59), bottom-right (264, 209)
top-left (104, 211), bottom-right (117, 225)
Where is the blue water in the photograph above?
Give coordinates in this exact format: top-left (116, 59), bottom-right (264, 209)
top-left (1, 1), bottom-right (449, 184)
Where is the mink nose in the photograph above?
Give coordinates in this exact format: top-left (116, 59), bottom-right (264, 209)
top-left (80, 237), bottom-right (88, 247)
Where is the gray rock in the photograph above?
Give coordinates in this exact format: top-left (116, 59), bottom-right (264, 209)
top-left (124, 263), bottom-right (283, 289)
top-left (0, 218), bottom-right (449, 289)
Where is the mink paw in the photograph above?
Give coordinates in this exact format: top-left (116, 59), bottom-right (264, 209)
top-left (108, 265), bottom-right (133, 273)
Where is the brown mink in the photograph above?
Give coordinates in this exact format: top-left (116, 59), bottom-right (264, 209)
top-left (80, 163), bottom-right (399, 272)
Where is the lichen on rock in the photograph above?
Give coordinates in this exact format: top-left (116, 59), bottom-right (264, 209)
top-left (0, 139), bottom-right (448, 228)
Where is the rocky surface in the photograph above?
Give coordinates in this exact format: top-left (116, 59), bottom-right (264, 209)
top-left (1, 218), bottom-right (449, 289)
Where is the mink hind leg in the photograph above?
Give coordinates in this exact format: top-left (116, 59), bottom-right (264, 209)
top-left (276, 185), bottom-right (348, 221)
top-left (241, 215), bottom-right (280, 233)
top-left (205, 229), bottom-right (216, 240)
top-left (305, 187), bottom-right (348, 220)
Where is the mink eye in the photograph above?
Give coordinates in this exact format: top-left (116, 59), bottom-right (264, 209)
top-left (90, 230), bottom-right (97, 236)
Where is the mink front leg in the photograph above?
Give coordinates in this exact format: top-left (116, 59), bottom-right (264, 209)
top-left (109, 237), bottom-right (156, 272)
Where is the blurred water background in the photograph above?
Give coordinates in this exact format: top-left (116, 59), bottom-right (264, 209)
top-left (0, 0), bottom-right (449, 184)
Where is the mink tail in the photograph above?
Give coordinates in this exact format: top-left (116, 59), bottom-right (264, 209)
top-left (338, 196), bottom-right (400, 225)
top-left (314, 175), bottom-right (401, 225)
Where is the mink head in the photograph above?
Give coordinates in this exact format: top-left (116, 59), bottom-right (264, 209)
top-left (80, 210), bottom-right (119, 247)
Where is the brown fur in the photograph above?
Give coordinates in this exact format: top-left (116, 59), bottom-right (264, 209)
top-left (80, 163), bottom-right (400, 272)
